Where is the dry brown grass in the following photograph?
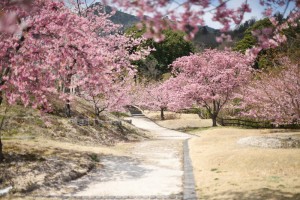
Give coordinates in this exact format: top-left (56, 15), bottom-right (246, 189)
top-left (189, 127), bottom-right (300, 200)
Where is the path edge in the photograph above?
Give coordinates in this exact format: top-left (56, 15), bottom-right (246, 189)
top-left (183, 139), bottom-right (198, 200)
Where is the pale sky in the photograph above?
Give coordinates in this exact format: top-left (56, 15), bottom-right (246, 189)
top-left (85, 0), bottom-right (295, 29)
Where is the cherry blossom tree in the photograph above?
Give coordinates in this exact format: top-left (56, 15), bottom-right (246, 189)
top-left (134, 78), bottom-right (187, 120)
top-left (0, 0), bottom-right (147, 113)
top-left (1, 0), bottom-right (111, 111)
top-left (0, 0), bottom-right (64, 162)
top-left (79, 38), bottom-right (147, 119)
top-left (239, 59), bottom-right (300, 125)
top-left (0, 0), bottom-right (147, 161)
top-left (171, 49), bottom-right (253, 126)
top-left (80, 73), bottom-right (134, 119)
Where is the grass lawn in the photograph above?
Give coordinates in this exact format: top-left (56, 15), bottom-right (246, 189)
top-left (189, 128), bottom-right (300, 200)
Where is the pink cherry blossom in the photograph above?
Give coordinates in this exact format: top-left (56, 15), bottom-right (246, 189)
top-left (239, 58), bottom-right (300, 125)
top-left (171, 49), bottom-right (253, 126)
top-left (0, 0), bottom-right (148, 116)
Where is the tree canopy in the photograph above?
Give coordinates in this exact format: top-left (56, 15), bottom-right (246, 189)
top-left (126, 24), bottom-right (195, 80)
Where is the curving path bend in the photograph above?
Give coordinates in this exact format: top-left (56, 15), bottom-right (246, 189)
top-left (53, 116), bottom-right (196, 199)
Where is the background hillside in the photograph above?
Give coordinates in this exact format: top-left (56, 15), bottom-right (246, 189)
top-left (93, 2), bottom-right (139, 30)
top-left (92, 2), bottom-right (223, 49)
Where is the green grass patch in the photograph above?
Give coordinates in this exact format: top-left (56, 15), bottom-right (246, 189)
top-left (2, 136), bottom-right (36, 140)
top-left (268, 176), bottom-right (281, 183)
top-left (111, 112), bottom-right (130, 118)
top-left (177, 126), bottom-right (212, 133)
top-left (89, 153), bottom-right (100, 162)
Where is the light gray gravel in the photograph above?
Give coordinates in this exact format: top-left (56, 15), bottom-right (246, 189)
top-left (56, 117), bottom-right (193, 197)
top-left (237, 135), bottom-right (300, 148)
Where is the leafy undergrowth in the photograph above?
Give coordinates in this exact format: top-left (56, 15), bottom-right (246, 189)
top-left (0, 142), bottom-right (97, 195)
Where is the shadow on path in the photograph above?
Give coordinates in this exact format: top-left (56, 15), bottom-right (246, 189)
top-left (65, 155), bottom-right (151, 192)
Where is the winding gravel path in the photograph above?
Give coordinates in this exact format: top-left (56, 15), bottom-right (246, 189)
top-left (55, 117), bottom-right (195, 199)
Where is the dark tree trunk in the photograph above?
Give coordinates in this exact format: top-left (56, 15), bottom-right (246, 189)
top-left (95, 106), bottom-right (100, 118)
top-left (0, 106), bottom-right (7, 163)
top-left (65, 99), bottom-right (71, 118)
top-left (64, 66), bottom-right (74, 118)
top-left (197, 111), bottom-right (204, 119)
top-left (160, 108), bottom-right (165, 120)
top-left (0, 91), bottom-right (3, 106)
top-left (0, 138), bottom-right (3, 162)
top-left (212, 116), bottom-right (217, 127)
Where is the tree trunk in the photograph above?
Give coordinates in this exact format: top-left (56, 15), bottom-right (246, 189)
top-left (160, 108), bottom-right (165, 120)
top-left (212, 116), bottom-right (217, 127)
top-left (0, 106), bottom-right (8, 163)
top-left (64, 69), bottom-right (73, 118)
top-left (95, 106), bottom-right (100, 118)
top-left (0, 91), bottom-right (3, 106)
top-left (197, 111), bottom-right (204, 119)
top-left (0, 138), bottom-right (3, 162)
top-left (65, 99), bottom-right (71, 118)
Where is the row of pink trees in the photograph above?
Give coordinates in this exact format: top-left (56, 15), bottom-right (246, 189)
top-left (134, 49), bottom-right (253, 125)
top-left (104, 0), bottom-right (299, 126)
top-left (136, 50), bottom-right (299, 127)
top-left (1, 0), bottom-right (299, 157)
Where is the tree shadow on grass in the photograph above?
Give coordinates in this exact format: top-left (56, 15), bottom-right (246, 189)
top-left (201, 188), bottom-right (300, 200)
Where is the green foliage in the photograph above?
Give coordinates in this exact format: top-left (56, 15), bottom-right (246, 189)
top-left (133, 54), bottom-right (160, 80)
top-left (284, 25), bottom-right (300, 63)
top-left (179, 107), bottom-right (210, 119)
top-left (232, 18), bottom-right (256, 40)
top-left (234, 34), bottom-right (256, 53)
top-left (89, 153), bottom-right (100, 162)
top-left (234, 18), bottom-right (273, 53)
top-left (126, 24), bottom-right (195, 80)
top-left (156, 29), bottom-right (195, 73)
top-left (111, 111), bottom-right (130, 118)
top-left (234, 16), bottom-right (300, 70)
